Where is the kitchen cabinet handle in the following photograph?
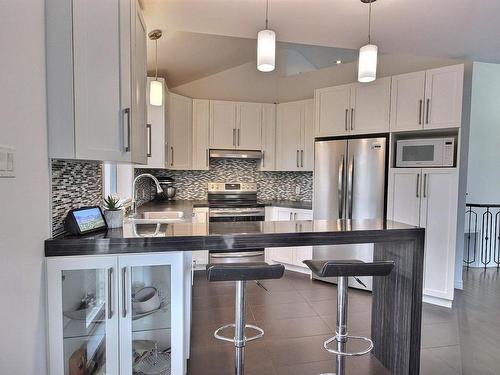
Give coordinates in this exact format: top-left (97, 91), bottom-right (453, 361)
top-left (423, 173), bottom-right (428, 197)
top-left (296, 150), bottom-right (300, 168)
top-left (338, 154), bottom-right (345, 219)
top-left (121, 267), bottom-right (127, 318)
top-left (418, 100), bottom-right (423, 125)
top-left (124, 108), bottom-right (131, 152)
top-left (262, 151), bottom-right (265, 168)
top-left (416, 173), bottom-right (420, 198)
top-left (170, 146), bottom-right (174, 166)
top-left (300, 150), bottom-right (304, 167)
top-left (294, 212), bottom-right (297, 220)
top-left (345, 109), bottom-right (348, 131)
top-left (146, 124), bottom-right (152, 157)
top-left (426, 99), bottom-right (430, 124)
top-left (237, 128), bottom-right (240, 146)
top-left (290, 212), bottom-right (293, 220)
top-left (107, 268), bottom-right (113, 319)
top-left (350, 108), bottom-right (354, 131)
top-left (232, 129), bottom-right (236, 146)
top-left (206, 149), bottom-right (209, 167)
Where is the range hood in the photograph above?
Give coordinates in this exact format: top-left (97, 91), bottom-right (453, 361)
top-left (209, 149), bottom-right (262, 159)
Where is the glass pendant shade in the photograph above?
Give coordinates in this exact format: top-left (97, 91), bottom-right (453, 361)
top-left (257, 29), bottom-right (276, 72)
top-left (149, 79), bottom-right (163, 106)
top-left (358, 44), bottom-right (378, 83)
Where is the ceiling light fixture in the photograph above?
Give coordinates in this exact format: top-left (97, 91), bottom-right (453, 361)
top-left (358, 0), bottom-right (378, 83)
top-left (336, 60), bottom-right (342, 65)
top-left (149, 29), bottom-right (163, 106)
top-left (257, 0), bottom-right (276, 72)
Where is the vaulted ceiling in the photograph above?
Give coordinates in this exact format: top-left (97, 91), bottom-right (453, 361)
top-left (142, 0), bottom-right (500, 87)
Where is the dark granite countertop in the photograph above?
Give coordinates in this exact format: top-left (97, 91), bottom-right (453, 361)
top-left (45, 219), bottom-right (423, 257)
top-left (146, 199), bottom-right (312, 210)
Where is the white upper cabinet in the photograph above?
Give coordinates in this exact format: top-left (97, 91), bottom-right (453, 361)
top-left (350, 77), bottom-right (391, 135)
top-left (391, 64), bottom-right (464, 131)
top-left (315, 84), bottom-right (351, 137)
top-left (315, 78), bottom-right (391, 137)
top-left (46, 0), bottom-right (147, 163)
top-left (192, 99), bottom-right (210, 170)
top-left (237, 102), bottom-right (263, 150)
top-left (167, 93), bottom-right (192, 170)
top-left (145, 77), bottom-right (166, 168)
top-left (209, 100), bottom-right (237, 149)
top-left (209, 101), bottom-right (263, 150)
top-left (276, 99), bottom-right (314, 172)
top-left (130, 3), bottom-right (148, 164)
top-left (276, 100), bottom-right (303, 171)
top-left (390, 71), bottom-right (426, 131)
top-left (424, 64), bottom-right (464, 129)
top-left (259, 104), bottom-right (277, 171)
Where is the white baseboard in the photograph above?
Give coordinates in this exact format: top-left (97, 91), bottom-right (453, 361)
top-left (423, 294), bottom-right (452, 308)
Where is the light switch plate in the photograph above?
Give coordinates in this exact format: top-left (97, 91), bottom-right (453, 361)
top-left (0, 146), bottom-right (15, 178)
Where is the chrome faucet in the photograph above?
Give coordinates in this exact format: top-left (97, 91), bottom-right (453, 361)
top-left (132, 173), bottom-right (163, 215)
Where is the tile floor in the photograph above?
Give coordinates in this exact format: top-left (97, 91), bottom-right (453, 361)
top-left (187, 268), bottom-right (500, 375)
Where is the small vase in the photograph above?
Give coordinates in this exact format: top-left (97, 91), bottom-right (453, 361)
top-left (104, 209), bottom-right (124, 229)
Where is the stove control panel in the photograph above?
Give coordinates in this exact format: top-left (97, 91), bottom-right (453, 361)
top-left (208, 182), bottom-right (257, 193)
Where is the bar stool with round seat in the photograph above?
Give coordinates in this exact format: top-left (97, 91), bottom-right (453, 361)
top-left (206, 262), bottom-right (285, 375)
top-left (303, 259), bottom-right (394, 357)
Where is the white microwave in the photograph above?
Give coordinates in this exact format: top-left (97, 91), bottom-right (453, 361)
top-left (396, 137), bottom-right (455, 167)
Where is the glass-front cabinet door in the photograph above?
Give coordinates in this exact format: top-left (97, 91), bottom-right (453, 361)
top-left (118, 253), bottom-right (185, 375)
top-left (46, 256), bottom-right (119, 375)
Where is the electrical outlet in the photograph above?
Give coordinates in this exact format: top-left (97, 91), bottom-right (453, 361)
top-left (0, 145), bottom-right (15, 178)
top-left (295, 185), bottom-right (300, 195)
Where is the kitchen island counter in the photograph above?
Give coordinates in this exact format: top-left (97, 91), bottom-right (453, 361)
top-left (45, 219), bottom-right (424, 375)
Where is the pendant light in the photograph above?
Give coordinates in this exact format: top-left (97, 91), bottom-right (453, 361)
top-left (149, 29), bottom-right (163, 106)
top-left (257, 0), bottom-right (276, 72)
top-left (358, 0), bottom-right (378, 83)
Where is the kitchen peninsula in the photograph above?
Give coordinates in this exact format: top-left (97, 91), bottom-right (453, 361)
top-left (45, 219), bottom-right (424, 375)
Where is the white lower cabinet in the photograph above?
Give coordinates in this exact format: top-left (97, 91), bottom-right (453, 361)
top-left (265, 207), bottom-right (313, 269)
top-left (388, 168), bottom-right (458, 306)
top-left (46, 252), bottom-right (187, 375)
top-left (191, 207), bottom-right (209, 269)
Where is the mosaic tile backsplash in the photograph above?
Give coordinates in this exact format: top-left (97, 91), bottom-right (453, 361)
top-left (51, 159), bottom-right (103, 237)
top-left (136, 159), bottom-right (313, 203)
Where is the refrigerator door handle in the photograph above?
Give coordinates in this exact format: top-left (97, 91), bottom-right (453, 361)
top-left (347, 156), bottom-right (354, 219)
top-left (338, 154), bottom-right (345, 219)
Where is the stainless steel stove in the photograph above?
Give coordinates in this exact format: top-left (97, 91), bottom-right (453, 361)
top-left (207, 182), bottom-right (265, 264)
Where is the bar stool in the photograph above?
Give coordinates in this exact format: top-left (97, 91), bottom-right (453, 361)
top-left (303, 259), bottom-right (394, 357)
top-left (206, 262), bottom-right (285, 375)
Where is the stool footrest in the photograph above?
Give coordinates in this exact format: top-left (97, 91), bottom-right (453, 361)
top-left (324, 334), bottom-right (374, 357)
top-left (214, 324), bottom-right (264, 344)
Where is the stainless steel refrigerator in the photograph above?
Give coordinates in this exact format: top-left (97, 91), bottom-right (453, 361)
top-left (312, 136), bottom-right (387, 290)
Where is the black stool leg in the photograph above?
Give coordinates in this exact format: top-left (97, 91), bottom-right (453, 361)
top-left (235, 280), bottom-right (246, 375)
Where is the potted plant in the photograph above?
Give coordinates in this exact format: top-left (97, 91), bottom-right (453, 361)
top-left (103, 195), bottom-right (124, 229)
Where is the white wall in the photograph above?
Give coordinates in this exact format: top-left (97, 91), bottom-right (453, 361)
top-left (466, 62), bottom-right (500, 203)
top-left (172, 53), bottom-right (463, 102)
top-left (0, 1), bottom-right (49, 374)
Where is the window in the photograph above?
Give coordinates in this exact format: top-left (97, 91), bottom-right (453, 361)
top-left (103, 163), bottom-right (134, 206)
